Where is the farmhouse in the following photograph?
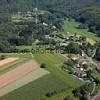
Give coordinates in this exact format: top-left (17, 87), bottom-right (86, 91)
top-left (44, 35), bottom-right (52, 39)
top-left (60, 43), bottom-right (69, 47)
top-left (74, 71), bottom-right (87, 78)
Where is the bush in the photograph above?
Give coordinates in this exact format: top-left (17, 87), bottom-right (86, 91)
top-left (45, 91), bottom-right (57, 97)
top-left (40, 63), bottom-right (46, 68)
top-left (66, 42), bottom-right (81, 54)
top-left (64, 95), bottom-right (73, 100)
top-left (0, 55), bottom-right (5, 60)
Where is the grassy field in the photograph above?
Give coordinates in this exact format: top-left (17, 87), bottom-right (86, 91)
top-left (0, 53), bottom-right (31, 75)
top-left (0, 53), bottom-right (83, 100)
top-left (63, 19), bottom-right (100, 43)
top-left (34, 53), bottom-right (83, 99)
top-left (34, 53), bottom-right (83, 88)
top-left (0, 74), bottom-right (69, 100)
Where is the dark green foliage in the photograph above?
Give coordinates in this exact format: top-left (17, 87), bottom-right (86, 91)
top-left (64, 60), bottom-right (74, 67)
top-left (94, 47), bottom-right (100, 61)
top-left (66, 42), bottom-right (81, 54)
top-left (0, 0), bottom-right (100, 52)
top-left (45, 91), bottom-right (57, 97)
top-left (64, 95), bottom-right (73, 100)
top-left (73, 83), bottom-right (95, 100)
top-left (40, 63), bottom-right (46, 68)
top-left (0, 55), bottom-right (6, 60)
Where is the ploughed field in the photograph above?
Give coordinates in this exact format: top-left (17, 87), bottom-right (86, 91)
top-left (0, 57), bottom-right (19, 67)
top-left (0, 53), bottom-right (51, 100)
top-left (0, 53), bottom-right (83, 100)
top-left (0, 60), bottom-right (38, 88)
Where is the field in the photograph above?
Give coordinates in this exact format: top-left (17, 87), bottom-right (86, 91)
top-left (34, 54), bottom-right (83, 87)
top-left (0, 53), bottom-right (31, 75)
top-left (0, 68), bottom-right (49, 97)
top-left (63, 19), bottom-right (100, 43)
top-left (0, 74), bottom-right (68, 100)
top-left (0, 53), bottom-right (83, 100)
top-left (34, 53), bottom-right (83, 99)
top-left (0, 57), bottom-right (19, 67)
top-left (0, 60), bottom-right (38, 88)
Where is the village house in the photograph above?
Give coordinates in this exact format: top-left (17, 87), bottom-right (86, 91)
top-left (70, 56), bottom-right (88, 78)
top-left (74, 71), bottom-right (87, 78)
top-left (60, 42), bottom-right (69, 47)
top-left (44, 35), bottom-right (52, 39)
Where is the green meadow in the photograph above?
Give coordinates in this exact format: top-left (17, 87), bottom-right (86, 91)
top-left (63, 19), bottom-right (100, 42)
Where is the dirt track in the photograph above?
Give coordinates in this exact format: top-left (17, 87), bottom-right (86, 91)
top-left (0, 57), bottom-right (19, 67)
top-left (0, 60), bottom-right (38, 88)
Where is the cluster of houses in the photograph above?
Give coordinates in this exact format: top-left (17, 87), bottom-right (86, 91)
top-left (71, 56), bottom-right (88, 78)
top-left (44, 32), bottom-right (84, 47)
top-left (62, 32), bottom-right (82, 42)
top-left (44, 32), bottom-right (100, 81)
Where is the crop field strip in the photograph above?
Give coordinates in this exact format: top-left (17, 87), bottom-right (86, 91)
top-left (0, 57), bottom-right (19, 67)
top-left (0, 54), bottom-right (31, 75)
top-left (0, 68), bottom-right (50, 97)
top-left (0, 74), bottom-right (69, 100)
top-left (0, 60), bottom-right (38, 89)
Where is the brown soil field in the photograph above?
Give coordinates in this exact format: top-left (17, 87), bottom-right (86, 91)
top-left (0, 57), bottom-right (19, 67)
top-left (0, 60), bottom-right (39, 88)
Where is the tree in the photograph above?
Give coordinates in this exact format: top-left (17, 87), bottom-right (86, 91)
top-left (0, 55), bottom-right (5, 60)
top-left (94, 47), bottom-right (100, 61)
top-left (73, 83), bottom-right (95, 100)
top-left (66, 42), bottom-right (81, 54)
top-left (40, 63), bottom-right (46, 68)
top-left (64, 95), bottom-right (73, 100)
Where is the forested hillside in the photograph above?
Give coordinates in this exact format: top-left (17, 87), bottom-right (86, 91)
top-left (0, 0), bottom-right (100, 35)
top-left (0, 0), bottom-right (33, 13)
top-left (0, 0), bottom-right (100, 52)
top-left (32, 0), bottom-right (100, 36)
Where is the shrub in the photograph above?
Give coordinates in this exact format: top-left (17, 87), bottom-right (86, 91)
top-left (0, 55), bottom-right (5, 60)
top-left (40, 63), bottom-right (46, 68)
top-left (45, 91), bottom-right (57, 97)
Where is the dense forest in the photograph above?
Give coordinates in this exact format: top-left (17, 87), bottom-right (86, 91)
top-left (33, 0), bottom-right (100, 36)
top-left (0, 0), bottom-right (100, 53)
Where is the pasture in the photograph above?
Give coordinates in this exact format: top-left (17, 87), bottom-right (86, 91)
top-left (63, 19), bottom-right (100, 43)
top-left (34, 53), bottom-right (83, 88)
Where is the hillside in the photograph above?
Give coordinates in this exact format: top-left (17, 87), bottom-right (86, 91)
top-left (0, 0), bottom-right (100, 35)
top-left (0, 0), bottom-right (33, 13)
top-left (0, 0), bottom-right (100, 52)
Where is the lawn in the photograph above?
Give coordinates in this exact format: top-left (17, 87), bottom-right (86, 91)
top-left (63, 19), bottom-right (100, 43)
top-left (0, 74), bottom-right (68, 100)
